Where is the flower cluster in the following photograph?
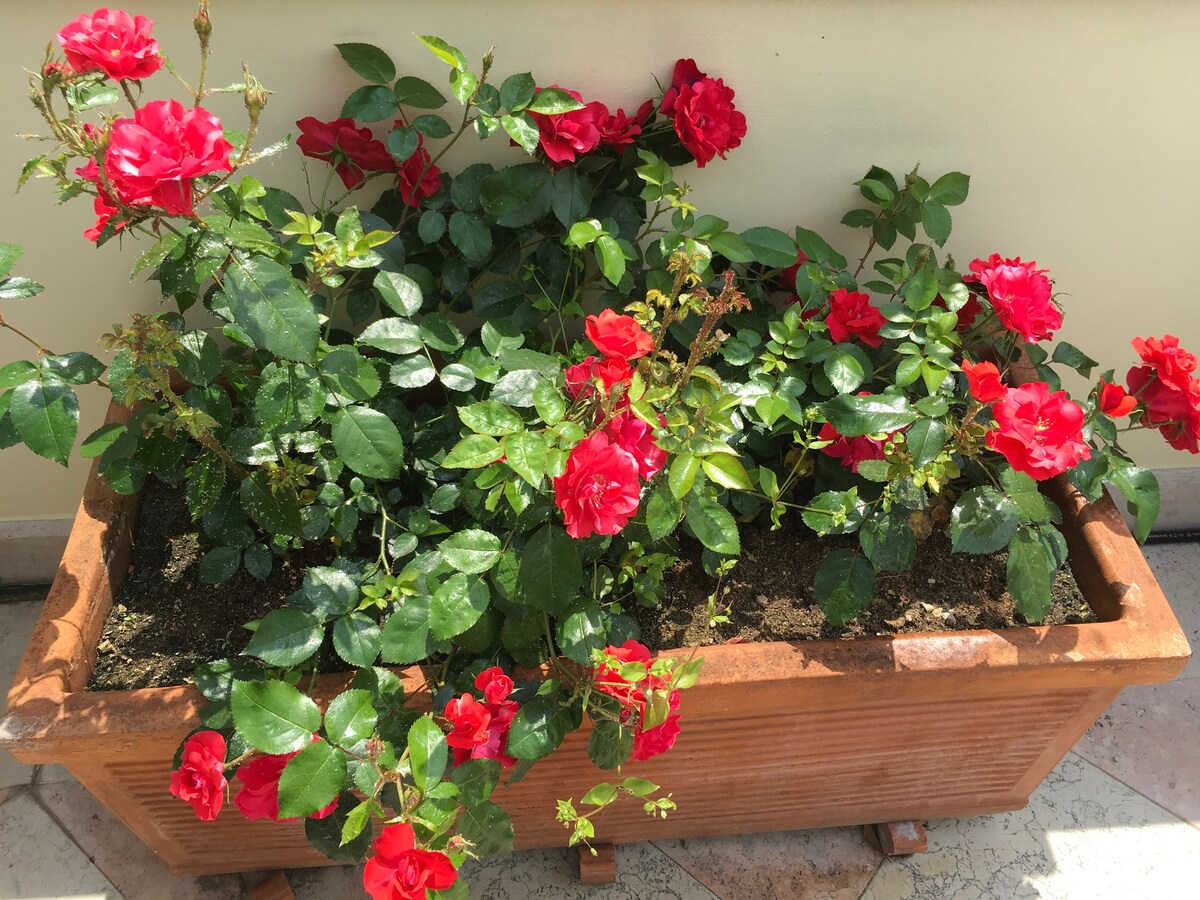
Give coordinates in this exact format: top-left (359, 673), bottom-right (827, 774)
top-left (529, 86), bottom-right (647, 166)
top-left (443, 666), bottom-right (521, 769)
top-left (965, 254), bottom-right (1060, 343)
top-left (296, 117), bottom-right (441, 205)
top-left (593, 641), bottom-right (682, 761)
top-left (1125, 335), bottom-right (1200, 452)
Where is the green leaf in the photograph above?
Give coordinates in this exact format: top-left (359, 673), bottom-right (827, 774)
top-left (526, 88), bottom-right (585, 114)
top-left (240, 471), bottom-right (305, 537)
top-left (242, 544), bottom-right (270, 579)
top-left (533, 380), bottom-right (566, 425)
top-left (81, 423), bottom-right (127, 460)
top-left (928, 171), bottom-right (970, 206)
top-left (0, 242), bottom-right (22, 279)
top-left (359, 318), bottom-right (422, 355)
top-left (1001, 467), bottom-right (1055, 524)
top-left (801, 489), bottom-right (864, 536)
top-left (222, 255), bottom-right (319, 363)
top-left (520, 525), bottom-right (582, 615)
top-left (231, 679), bottom-right (322, 754)
top-left (277, 740), bottom-right (347, 819)
top-left (0, 276), bottom-right (44, 300)
top-left (333, 613), bottom-right (382, 668)
top-left (375, 270), bottom-right (423, 316)
top-left (819, 393), bottom-right (918, 437)
top-left (490, 370), bottom-right (541, 407)
top-left (294, 567), bottom-right (360, 619)
top-left (336, 43), bottom-right (397, 83)
top-left (557, 601), bottom-right (605, 665)
top-left (824, 349), bottom-right (865, 394)
top-left (1007, 527), bottom-right (1053, 622)
top-left (595, 235), bottom-right (626, 285)
top-left (459, 401), bottom-right (523, 436)
top-left (646, 480), bottom-right (683, 541)
top-left (380, 593), bottom-right (434, 664)
top-left (740, 226), bottom-right (797, 267)
top-left (1051, 342), bottom-right (1099, 379)
top-left (920, 201), bottom-right (951, 245)
top-left (176, 331), bottom-right (221, 386)
top-left (950, 486), bottom-right (1020, 554)
top-left (503, 430), bottom-right (547, 486)
top-left (440, 529), bottom-right (502, 575)
top-left (9, 376), bottom-right (78, 465)
top-left (685, 496), bottom-right (741, 555)
top-left (701, 454), bottom-right (753, 491)
top-left (331, 406), bottom-right (405, 479)
top-left (443, 433), bottom-right (505, 468)
top-left (388, 355), bottom-right (436, 389)
top-left (588, 719), bottom-right (633, 770)
top-left (387, 125), bottom-right (419, 164)
top-left (451, 758), bottom-right (501, 806)
top-left (243, 608), bottom-right (323, 667)
top-left (449, 211), bottom-right (492, 262)
top-left (408, 715), bottom-right (448, 793)
top-left (905, 265), bottom-right (939, 311)
top-left (552, 167), bottom-right (593, 227)
top-left (324, 689), bottom-right (378, 746)
top-left (418, 209), bottom-right (446, 243)
top-left (707, 231), bottom-right (755, 263)
top-left (340, 84), bottom-right (397, 122)
top-left (413, 114), bottom-right (452, 138)
top-left (431, 573), bottom-right (489, 643)
top-left (669, 453), bottom-right (701, 500)
top-left (906, 418), bottom-right (947, 468)
top-left (499, 72), bottom-right (536, 111)
top-left (0, 360), bottom-right (36, 389)
top-left (1107, 463), bottom-right (1160, 543)
top-left (507, 697), bottom-right (565, 759)
top-left (199, 546), bottom-right (240, 584)
top-left (305, 793), bottom-right (373, 862)
top-left (416, 35), bottom-right (468, 70)
top-left (814, 549), bottom-right (875, 625)
top-left (41, 352), bottom-right (105, 386)
top-left (419, 313), bottom-right (465, 352)
top-left (457, 801), bottom-right (515, 858)
top-left (319, 346), bottom-right (381, 403)
top-left (859, 512), bottom-right (916, 572)
top-left (394, 75), bottom-right (447, 109)
top-left (256, 362), bottom-right (324, 430)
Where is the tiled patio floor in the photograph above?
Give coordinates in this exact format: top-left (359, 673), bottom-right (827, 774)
top-left (2, 542), bottom-right (1198, 899)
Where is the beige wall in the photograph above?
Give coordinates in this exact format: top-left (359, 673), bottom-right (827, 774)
top-left (3, 0), bottom-right (1199, 521)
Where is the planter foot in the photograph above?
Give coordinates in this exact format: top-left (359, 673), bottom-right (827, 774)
top-left (579, 842), bottom-right (617, 884)
top-left (863, 821), bottom-right (928, 856)
top-left (246, 870), bottom-right (297, 900)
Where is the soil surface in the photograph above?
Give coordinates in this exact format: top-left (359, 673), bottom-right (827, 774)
top-left (634, 516), bottom-right (1095, 651)
top-left (88, 479), bottom-right (324, 691)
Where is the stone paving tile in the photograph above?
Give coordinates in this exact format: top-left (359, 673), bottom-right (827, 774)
top-left (1142, 543), bottom-right (1200, 679)
top-left (860, 753), bottom-right (1200, 900)
top-left (1075, 678), bottom-right (1200, 827)
top-left (0, 789), bottom-right (122, 899)
top-left (653, 827), bottom-right (882, 900)
top-left (0, 599), bottom-right (44, 789)
top-left (288, 842), bottom-right (721, 900)
top-left (38, 778), bottom-right (245, 900)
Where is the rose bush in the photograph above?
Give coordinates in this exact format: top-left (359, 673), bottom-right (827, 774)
top-left (3, 4), bottom-right (1198, 897)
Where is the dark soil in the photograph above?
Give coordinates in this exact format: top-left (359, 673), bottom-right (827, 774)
top-left (87, 479), bottom-right (326, 691)
top-left (633, 517), bottom-right (1096, 651)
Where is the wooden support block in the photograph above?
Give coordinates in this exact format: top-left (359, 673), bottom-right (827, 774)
top-left (579, 842), bottom-right (617, 884)
top-left (247, 870), bottom-right (297, 900)
top-left (863, 820), bottom-right (928, 856)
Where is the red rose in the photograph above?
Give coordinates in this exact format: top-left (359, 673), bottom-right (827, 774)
top-left (443, 694), bottom-right (491, 750)
top-left (529, 86), bottom-right (603, 166)
top-left (1126, 336), bottom-right (1200, 453)
top-left (296, 117), bottom-right (396, 190)
top-left (825, 288), bottom-right (885, 347)
top-left (1097, 378), bottom-right (1137, 419)
top-left (1130, 335), bottom-right (1199, 393)
top-left (595, 102), bottom-right (646, 148)
top-left (818, 421), bottom-right (889, 473)
top-left (594, 640), bottom-right (656, 706)
top-left (76, 156), bottom-right (125, 243)
top-left (390, 121), bottom-right (442, 208)
top-left (553, 432), bottom-right (642, 538)
top-left (475, 666), bottom-right (514, 705)
top-left (363, 823), bottom-right (458, 900)
top-left (104, 99), bottom-right (233, 215)
top-left (633, 690), bottom-right (682, 762)
top-left (660, 59), bottom-right (706, 117)
top-left (962, 359), bottom-right (1006, 403)
top-left (169, 730), bottom-right (227, 822)
top-left (233, 741), bottom-right (338, 823)
top-left (603, 410), bottom-right (668, 480)
top-left (667, 75), bottom-right (747, 168)
top-left (57, 8), bottom-right (163, 82)
top-left (565, 355), bottom-right (633, 402)
top-left (585, 308), bottom-right (654, 361)
top-left (985, 382), bottom-right (1090, 480)
top-left (965, 254), bottom-right (1060, 343)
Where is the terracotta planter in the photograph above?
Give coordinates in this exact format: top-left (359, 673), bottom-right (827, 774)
top-left (1, 400), bottom-right (1191, 876)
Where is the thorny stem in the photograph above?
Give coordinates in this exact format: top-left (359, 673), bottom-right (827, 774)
top-left (119, 79), bottom-right (139, 112)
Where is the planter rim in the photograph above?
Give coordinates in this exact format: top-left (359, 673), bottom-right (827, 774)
top-left (1, 402), bottom-right (1191, 755)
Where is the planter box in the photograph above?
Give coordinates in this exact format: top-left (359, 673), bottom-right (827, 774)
top-left (1, 401), bottom-right (1191, 876)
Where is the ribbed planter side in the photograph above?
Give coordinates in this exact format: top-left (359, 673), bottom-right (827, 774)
top-left (1, 401), bottom-right (1190, 875)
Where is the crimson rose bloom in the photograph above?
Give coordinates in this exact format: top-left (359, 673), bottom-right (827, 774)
top-left (554, 432), bottom-right (642, 538)
top-left (604, 410), bottom-right (667, 480)
top-left (296, 117), bottom-right (396, 190)
top-left (475, 666), bottom-right (514, 705)
top-left (104, 99), bottom-right (233, 215)
top-left (985, 382), bottom-right (1090, 480)
top-left (633, 690), bottom-right (682, 762)
top-left (1126, 335), bottom-right (1200, 452)
top-left (1129, 335), bottom-right (1199, 393)
top-left (825, 288), bottom-right (885, 347)
top-left (169, 730), bottom-right (226, 822)
top-left (585, 308), bottom-right (654, 361)
top-left (565, 355), bottom-right (633, 401)
top-left (962, 359), bottom-right (1006, 403)
top-left (667, 74), bottom-right (747, 168)
top-left (529, 86), bottom-right (603, 166)
top-left (233, 742), bottom-right (338, 822)
top-left (391, 121), bottom-right (442, 207)
top-left (965, 254), bottom-right (1060, 343)
top-left (1098, 378), bottom-right (1137, 419)
top-left (596, 101), bottom-right (651, 147)
top-left (660, 59), bottom-right (706, 116)
top-left (818, 422), bottom-right (889, 473)
top-left (363, 823), bottom-right (458, 900)
top-left (443, 694), bottom-right (491, 749)
top-left (57, 8), bottom-right (163, 81)
top-left (448, 670), bottom-right (519, 769)
top-left (595, 641), bottom-right (683, 761)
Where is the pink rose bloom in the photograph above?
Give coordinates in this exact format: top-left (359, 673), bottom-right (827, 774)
top-left (57, 8), bottom-right (163, 81)
top-left (169, 731), bottom-right (227, 822)
top-left (604, 410), bottom-right (667, 480)
top-left (965, 254), bottom-right (1061, 343)
top-left (553, 432), bottom-right (642, 538)
top-left (104, 99), bottom-right (233, 215)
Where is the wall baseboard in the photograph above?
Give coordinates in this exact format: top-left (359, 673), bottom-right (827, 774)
top-left (0, 518), bottom-right (72, 586)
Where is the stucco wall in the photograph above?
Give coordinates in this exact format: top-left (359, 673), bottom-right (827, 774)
top-left (2, 0), bottom-right (1199, 521)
